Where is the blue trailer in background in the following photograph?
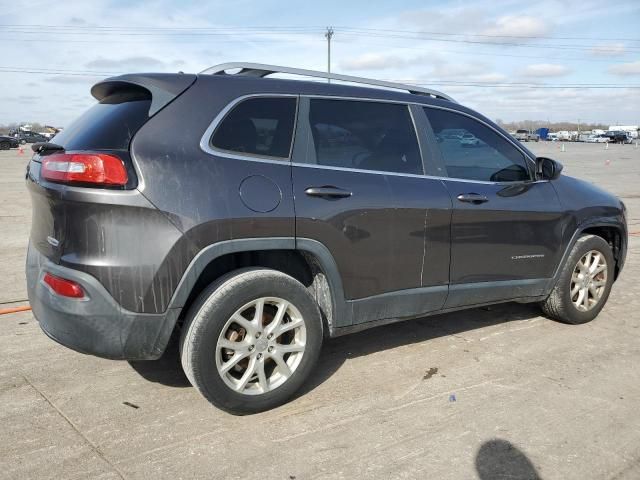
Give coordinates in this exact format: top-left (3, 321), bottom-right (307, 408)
top-left (536, 128), bottom-right (549, 140)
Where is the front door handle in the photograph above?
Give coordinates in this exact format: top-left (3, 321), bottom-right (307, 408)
top-left (305, 186), bottom-right (352, 199)
top-left (457, 193), bottom-right (489, 204)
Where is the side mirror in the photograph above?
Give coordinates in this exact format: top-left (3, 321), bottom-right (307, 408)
top-left (536, 157), bottom-right (563, 180)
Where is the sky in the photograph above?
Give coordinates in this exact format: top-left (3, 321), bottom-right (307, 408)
top-left (0, 0), bottom-right (639, 127)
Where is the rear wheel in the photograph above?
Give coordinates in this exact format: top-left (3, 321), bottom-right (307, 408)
top-left (180, 268), bottom-right (323, 414)
top-left (541, 234), bottom-right (614, 324)
top-left (0, 141), bottom-right (9, 150)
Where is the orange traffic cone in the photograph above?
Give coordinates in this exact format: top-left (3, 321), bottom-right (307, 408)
top-left (18, 145), bottom-right (24, 156)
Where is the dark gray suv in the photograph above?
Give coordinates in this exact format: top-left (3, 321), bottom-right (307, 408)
top-left (26, 63), bottom-right (628, 414)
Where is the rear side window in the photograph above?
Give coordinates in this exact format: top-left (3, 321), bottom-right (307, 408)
top-left (424, 107), bottom-right (531, 182)
top-left (211, 97), bottom-right (297, 159)
top-left (52, 90), bottom-right (151, 150)
top-left (308, 99), bottom-right (423, 175)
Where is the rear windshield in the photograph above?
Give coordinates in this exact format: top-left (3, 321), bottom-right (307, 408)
top-left (52, 90), bottom-right (151, 150)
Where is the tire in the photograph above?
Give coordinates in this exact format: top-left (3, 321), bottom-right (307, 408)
top-left (0, 142), bottom-right (9, 150)
top-left (20, 139), bottom-right (26, 145)
top-left (180, 268), bottom-right (323, 414)
top-left (541, 234), bottom-right (615, 324)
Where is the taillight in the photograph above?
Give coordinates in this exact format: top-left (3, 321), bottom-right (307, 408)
top-left (41, 152), bottom-right (128, 186)
top-left (43, 273), bottom-right (85, 299)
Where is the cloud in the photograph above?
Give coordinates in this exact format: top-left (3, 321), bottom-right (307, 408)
top-left (85, 56), bottom-right (166, 71)
top-left (398, 7), bottom-right (487, 34)
top-left (519, 63), bottom-right (571, 77)
top-left (472, 73), bottom-right (508, 83)
top-left (590, 43), bottom-right (626, 56)
top-left (481, 15), bottom-right (551, 38)
top-left (608, 61), bottom-right (640, 76)
top-left (339, 53), bottom-right (411, 71)
top-left (430, 61), bottom-right (489, 78)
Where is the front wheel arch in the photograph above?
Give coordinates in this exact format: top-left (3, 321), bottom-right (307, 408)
top-left (541, 234), bottom-right (615, 324)
top-left (551, 222), bottom-right (626, 289)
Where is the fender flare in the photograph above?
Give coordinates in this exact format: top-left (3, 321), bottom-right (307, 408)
top-left (546, 218), bottom-right (627, 293)
top-left (159, 237), bottom-right (348, 341)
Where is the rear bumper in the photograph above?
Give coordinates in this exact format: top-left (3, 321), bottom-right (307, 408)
top-left (26, 242), bottom-right (180, 360)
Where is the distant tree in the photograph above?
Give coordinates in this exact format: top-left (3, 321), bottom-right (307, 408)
top-left (497, 119), bottom-right (608, 132)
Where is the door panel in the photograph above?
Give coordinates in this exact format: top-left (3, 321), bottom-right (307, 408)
top-left (421, 105), bottom-right (566, 308)
top-left (292, 97), bottom-right (452, 326)
top-left (385, 175), bottom-right (451, 289)
top-left (443, 179), bottom-right (564, 284)
top-left (292, 165), bottom-right (452, 324)
top-left (293, 165), bottom-right (396, 300)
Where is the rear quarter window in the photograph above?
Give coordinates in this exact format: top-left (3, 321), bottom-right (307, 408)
top-left (52, 90), bottom-right (151, 150)
top-left (210, 97), bottom-right (297, 159)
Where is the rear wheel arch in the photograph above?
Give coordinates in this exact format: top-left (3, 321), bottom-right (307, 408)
top-left (170, 239), bottom-right (347, 340)
top-left (179, 267), bottom-right (324, 413)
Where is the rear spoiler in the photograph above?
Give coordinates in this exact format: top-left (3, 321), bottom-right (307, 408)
top-left (91, 73), bottom-right (197, 116)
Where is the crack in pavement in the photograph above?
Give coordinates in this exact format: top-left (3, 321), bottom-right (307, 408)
top-left (21, 375), bottom-right (127, 480)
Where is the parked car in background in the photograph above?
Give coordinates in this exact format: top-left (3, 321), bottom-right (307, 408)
top-left (460, 132), bottom-right (482, 147)
top-left (514, 129), bottom-right (529, 142)
top-left (0, 135), bottom-right (20, 149)
top-left (514, 129), bottom-right (539, 142)
top-left (604, 131), bottom-right (629, 144)
top-left (586, 135), bottom-right (609, 143)
top-left (26, 63), bottom-right (628, 414)
top-left (17, 132), bottom-right (49, 144)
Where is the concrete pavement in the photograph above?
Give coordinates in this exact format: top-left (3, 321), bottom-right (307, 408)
top-left (1, 142), bottom-right (639, 479)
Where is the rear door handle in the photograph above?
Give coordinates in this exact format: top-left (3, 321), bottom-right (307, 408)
top-left (305, 186), bottom-right (352, 199)
top-left (456, 193), bottom-right (489, 204)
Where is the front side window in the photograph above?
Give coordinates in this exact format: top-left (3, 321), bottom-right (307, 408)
top-left (308, 99), bottom-right (423, 175)
top-left (211, 97), bottom-right (297, 159)
top-left (424, 108), bottom-right (531, 182)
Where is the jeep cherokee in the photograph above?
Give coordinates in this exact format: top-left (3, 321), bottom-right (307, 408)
top-left (26, 63), bottom-right (628, 414)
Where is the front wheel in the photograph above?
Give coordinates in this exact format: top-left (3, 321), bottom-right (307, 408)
top-left (180, 268), bottom-right (323, 414)
top-left (541, 234), bottom-right (615, 324)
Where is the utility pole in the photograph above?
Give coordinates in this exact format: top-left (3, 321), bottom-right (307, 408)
top-left (578, 118), bottom-right (580, 138)
top-left (325, 26), bottom-right (334, 83)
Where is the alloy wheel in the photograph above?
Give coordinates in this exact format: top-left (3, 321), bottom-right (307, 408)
top-left (570, 250), bottom-right (608, 312)
top-left (215, 297), bottom-right (306, 395)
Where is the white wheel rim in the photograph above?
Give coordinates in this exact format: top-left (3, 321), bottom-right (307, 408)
top-left (215, 297), bottom-right (306, 395)
top-left (570, 250), bottom-right (608, 312)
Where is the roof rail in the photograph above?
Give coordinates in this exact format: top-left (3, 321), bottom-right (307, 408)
top-left (200, 62), bottom-right (456, 102)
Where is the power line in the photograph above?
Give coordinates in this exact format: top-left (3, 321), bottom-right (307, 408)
top-left (390, 79), bottom-right (640, 86)
top-left (331, 38), bottom-right (629, 63)
top-left (335, 26), bottom-right (640, 43)
top-left (1, 25), bottom-right (639, 52)
top-left (336, 31), bottom-right (640, 53)
top-left (2, 24), bottom-right (638, 42)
